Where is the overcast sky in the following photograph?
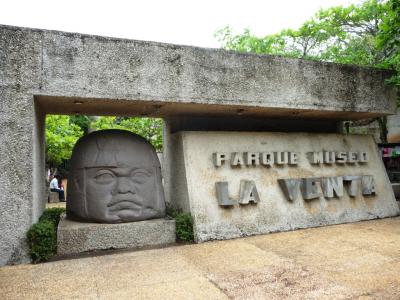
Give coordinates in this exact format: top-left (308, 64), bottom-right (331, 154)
top-left (1, 0), bottom-right (361, 48)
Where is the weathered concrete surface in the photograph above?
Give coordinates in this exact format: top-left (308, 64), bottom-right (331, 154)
top-left (0, 24), bottom-right (397, 265)
top-left (0, 27), bottom-right (45, 266)
top-left (1, 24), bottom-right (397, 119)
top-left (169, 132), bottom-right (399, 242)
top-left (37, 29), bottom-right (396, 119)
top-left (1, 217), bottom-right (400, 299)
top-left (388, 112), bottom-right (400, 142)
top-left (57, 216), bottom-right (176, 255)
top-left (48, 192), bottom-right (59, 203)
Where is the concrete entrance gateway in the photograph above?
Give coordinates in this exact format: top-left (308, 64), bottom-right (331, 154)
top-left (0, 25), bottom-right (398, 265)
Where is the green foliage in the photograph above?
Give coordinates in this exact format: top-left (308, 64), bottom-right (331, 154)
top-left (216, 0), bottom-right (399, 142)
top-left (91, 116), bottom-right (163, 151)
top-left (45, 115), bottom-right (84, 167)
top-left (69, 115), bottom-right (93, 135)
top-left (45, 114), bottom-right (162, 170)
top-left (27, 220), bottom-right (57, 263)
top-left (215, 26), bottom-right (287, 55)
top-left (175, 213), bottom-right (194, 242)
top-left (216, 0), bottom-right (398, 86)
top-left (88, 115), bottom-right (117, 130)
top-left (376, 0), bottom-right (400, 86)
top-left (166, 205), bottom-right (194, 242)
top-left (27, 208), bottom-right (66, 263)
top-left (39, 207), bottom-right (66, 226)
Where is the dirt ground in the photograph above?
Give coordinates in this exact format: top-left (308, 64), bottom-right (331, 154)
top-left (1, 217), bottom-right (400, 299)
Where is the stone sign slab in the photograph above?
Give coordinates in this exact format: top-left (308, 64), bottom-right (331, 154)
top-left (57, 216), bottom-right (176, 255)
top-left (170, 132), bottom-right (399, 242)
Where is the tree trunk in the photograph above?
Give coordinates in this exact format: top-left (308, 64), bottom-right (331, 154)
top-left (377, 116), bottom-right (388, 143)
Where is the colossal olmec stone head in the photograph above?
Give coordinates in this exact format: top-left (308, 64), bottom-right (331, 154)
top-left (67, 129), bottom-right (166, 223)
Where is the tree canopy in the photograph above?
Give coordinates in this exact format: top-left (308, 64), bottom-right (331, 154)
top-left (90, 116), bottom-right (163, 151)
top-left (215, 0), bottom-right (399, 87)
top-left (45, 115), bottom-right (83, 167)
top-left (215, 0), bottom-right (399, 143)
top-left (45, 115), bottom-right (163, 168)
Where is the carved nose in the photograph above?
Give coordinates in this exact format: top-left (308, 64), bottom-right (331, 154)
top-left (116, 177), bottom-right (135, 194)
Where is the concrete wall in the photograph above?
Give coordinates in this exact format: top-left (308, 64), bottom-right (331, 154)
top-left (388, 112), bottom-right (400, 143)
top-left (0, 24), bottom-right (397, 265)
top-left (0, 28), bottom-right (43, 265)
top-left (345, 112), bottom-right (400, 143)
top-left (32, 104), bottom-right (46, 223)
top-left (1, 25), bottom-right (395, 119)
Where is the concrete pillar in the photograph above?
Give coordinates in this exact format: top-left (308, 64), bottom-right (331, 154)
top-left (32, 105), bottom-right (46, 221)
top-left (0, 27), bottom-right (43, 265)
top-left (162, 119), bottom-right (172, 205)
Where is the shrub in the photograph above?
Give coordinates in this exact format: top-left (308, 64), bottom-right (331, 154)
top-left (174, 213), bottom-right (194, 242)
top-left (166, 205), bottom-right (194, 242)
top-left (27, 207), bottom-right (66, 263)
top-left (39, 207), bottom-right (66, 226)
top-left (166, 205), bottom-right (179, 218)
top-left (27, 220), bottom-right (57, 263)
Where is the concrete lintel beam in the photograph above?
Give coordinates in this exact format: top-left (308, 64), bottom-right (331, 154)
top-left (1, 25), bottom-right (396, 119)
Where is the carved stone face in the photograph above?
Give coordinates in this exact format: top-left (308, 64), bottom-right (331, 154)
top-left (67, 130), bottom-right (166, 223)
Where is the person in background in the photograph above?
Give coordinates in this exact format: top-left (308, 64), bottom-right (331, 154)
top-left (58, 178), bottom-right (65, 191)
top-left (50, 174), bottom-right (65, 202)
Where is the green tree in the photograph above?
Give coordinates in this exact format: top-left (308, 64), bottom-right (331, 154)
top-left (69, 115), bottom-right (93, 135)
top-left (215, 0), bottom-right (399, 142)
top-left (216, 0), bottom-right (392, 64)
top-left (91, 117), bottom-right (163, 151)
top-left (45, 115), bottom-right (83, 167)
top-left (215, 26), bottom-right (287, 55)
top-left (377, 0), bottom-right (400, 87)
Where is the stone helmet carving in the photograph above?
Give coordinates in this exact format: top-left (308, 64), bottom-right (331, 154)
top-left (66, 129), bottom-right (166, 223)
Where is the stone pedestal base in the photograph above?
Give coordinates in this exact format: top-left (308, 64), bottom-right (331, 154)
top-left (48, 192), bottom-right (59, 203)
top-left (57, 215), bottom-right (176, 256)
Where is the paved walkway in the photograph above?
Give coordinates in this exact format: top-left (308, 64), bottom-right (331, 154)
top-left (1, 217), bottom-right (400, 299)
top-left (46, 202), bottom-right (66, 209)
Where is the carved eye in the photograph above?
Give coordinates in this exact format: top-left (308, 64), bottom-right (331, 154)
top-left (94, 171), bottom-right (115, 183)
top-left (131, 170), bottom-right (151, 184)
